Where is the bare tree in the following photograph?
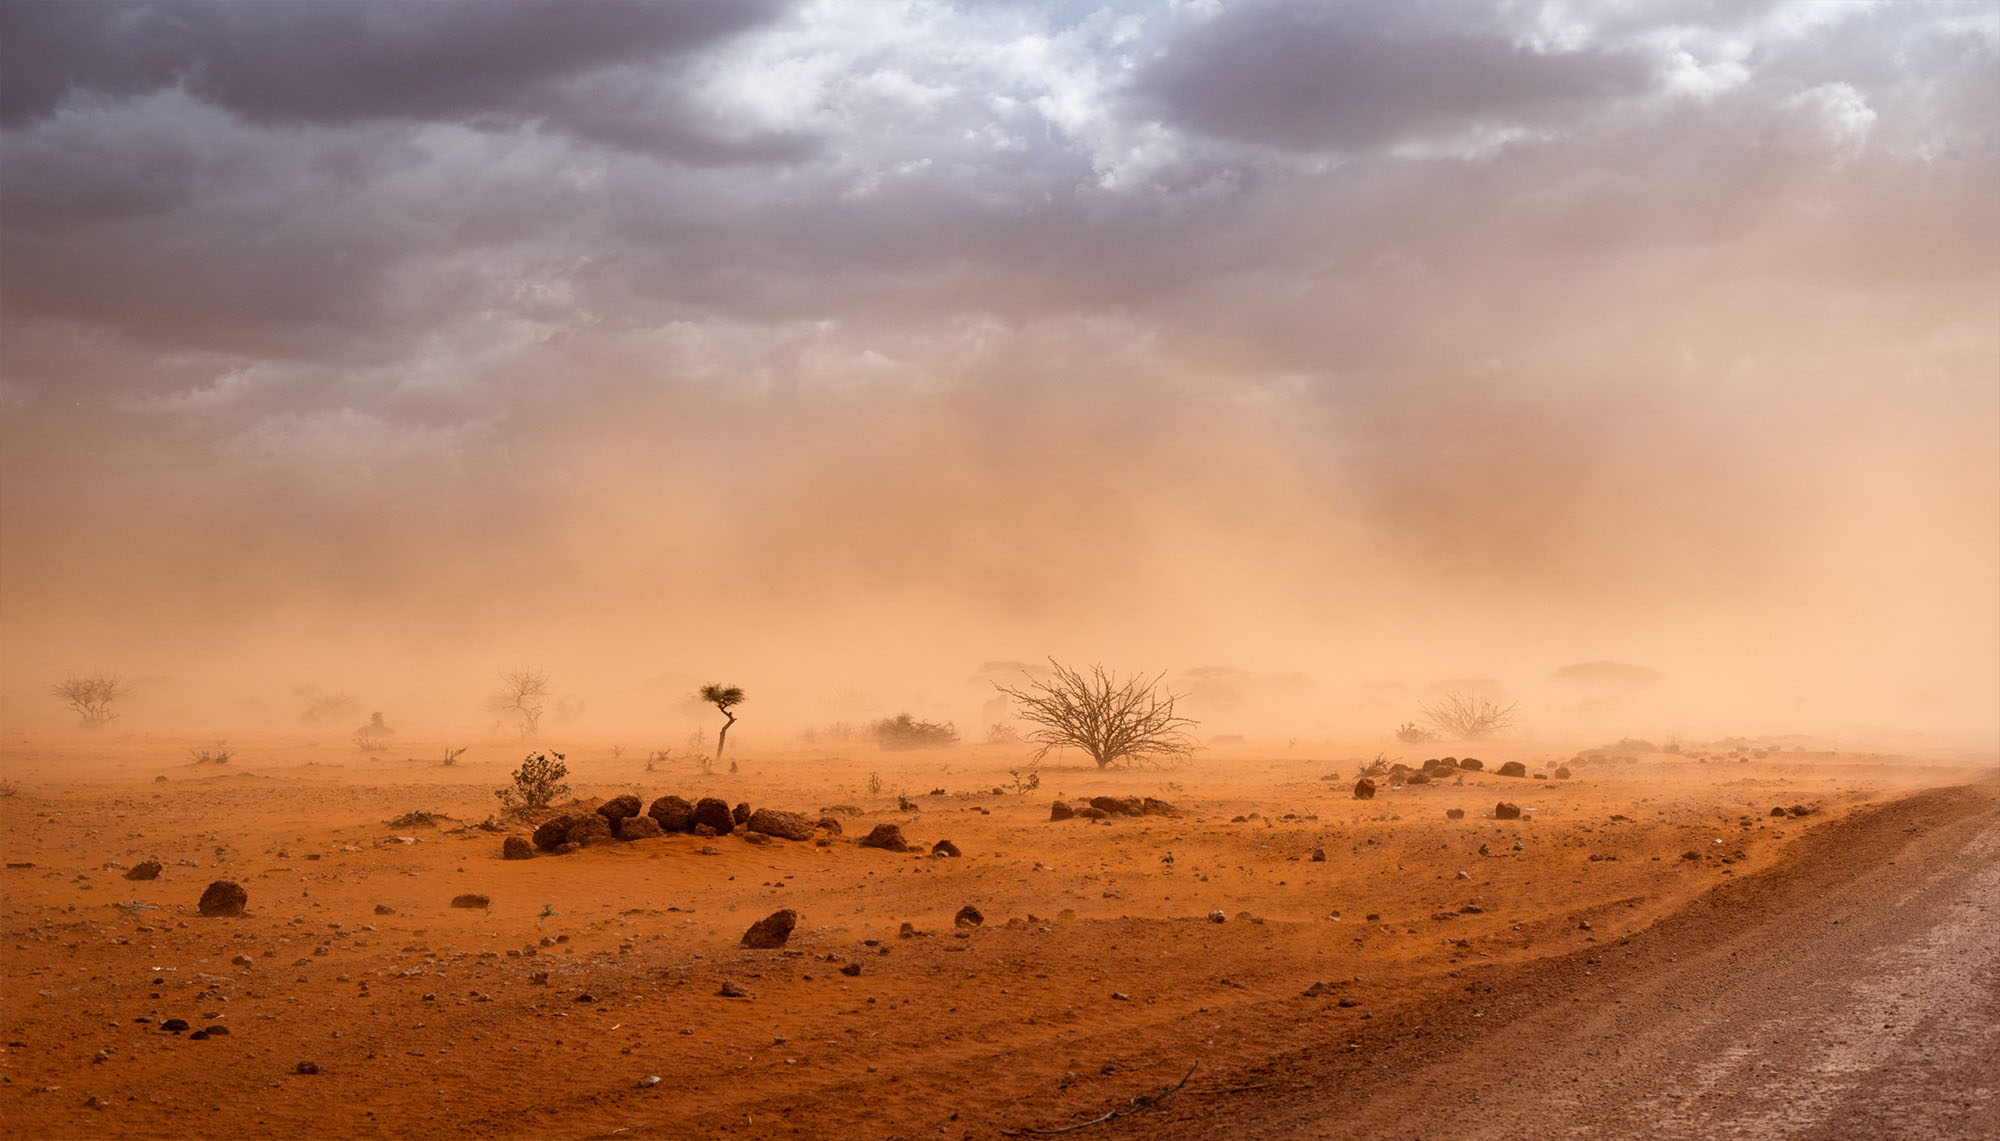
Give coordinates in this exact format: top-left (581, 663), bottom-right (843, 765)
top-left (699, 683), bottom-right (744, 766)
top-left (496, 668), bottom-right (551, 737)
top-left (996, 660), bottom-right (1199, 770)
top-left (1419, 690), bottom-right (1518, 740)
top-left (50, 672), bottom-right (129, 727)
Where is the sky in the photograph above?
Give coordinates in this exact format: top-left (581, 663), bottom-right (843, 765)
top-left (1, 1), bottom-right (1995, 745)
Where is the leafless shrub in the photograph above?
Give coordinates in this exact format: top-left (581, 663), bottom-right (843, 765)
top-left (1394, 721), bottom-right (1436, 744)
top-left (986, 722), bottom-right (1020, 745)
top-left (495, 668), bottom-right (551, 737)
top-left (996, 659), bottom-right (1199, 770)
top-left (440, 747), bottom-right (467, 767)
top-left (872, 713), bottom-right (959, 750)
top-left (188, 740), bottom-right (232, 765)
top-left (353, 712), bottom-right (394, 753)
top-left (1419, 691), bottom-right (1518, 740)
top-left (50, 672), bottom-right (129, 727)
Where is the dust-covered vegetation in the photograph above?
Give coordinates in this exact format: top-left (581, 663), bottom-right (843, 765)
top-left (997, 659), bottom-right (1199, 770)
top-left (49, 672), bottom-right (128, 727)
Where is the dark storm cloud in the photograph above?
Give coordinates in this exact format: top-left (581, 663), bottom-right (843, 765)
top-left (0, 0), bottom-right (803, 159)
top-left (1134, 0), bottom-right (1655, 151)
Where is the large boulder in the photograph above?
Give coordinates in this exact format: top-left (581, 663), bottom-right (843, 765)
top-left (596, 794), bottom-right (643, 822)
top-left (1494, 802), bottom-right (1522, 820)
top-left (1049, 800), bottom-right (1076, 821)
top-left (858, 823), bottom-right (909, 851)
top-left (198, 880), bottom-right (247, 917)
top-left (746, 809), bottom-right (814, 841)
top-left (501, 836), bottom-right (535, 860)
top-left (1497, 761), bottom-right (1528, 777)
top-left (1089, 796), bottom-right (1145, 818)
top-left (740, 909), bottom-right (797, 949)
top-left (617, 814), bottom-right (664, 840)
top-left (647, 795), bottom-right (695, 832)
top-left (1458, 758), bottom-right (1484, 772)
top-left (566, 813), bottom-right (615, 847)
top-left (1353, 778), bottom-right (1377, 800)
top-left (532, 815), bottom-right (576, 851)
top-left (691, 797), bottom-right (735, 835)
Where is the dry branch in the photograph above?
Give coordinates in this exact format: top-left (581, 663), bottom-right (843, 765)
top-left (1419, 690), bottom-right (1518, 740)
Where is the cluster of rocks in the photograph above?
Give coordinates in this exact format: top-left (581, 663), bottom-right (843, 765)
top-left (513, 794), bottom-right (847, 857)
top-left (1048, 796), bottom-right (1179, 821)
top-left (1770, 804), bottom-right (1816, 818)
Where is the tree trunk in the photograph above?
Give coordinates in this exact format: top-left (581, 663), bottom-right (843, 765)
top-left (716, 712), bottom-right (736, 765)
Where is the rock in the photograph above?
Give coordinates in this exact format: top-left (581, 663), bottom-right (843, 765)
top-left (1497, 761), bottom-right (1528, 778)
top-left (1077, 806), bottom-right (1110, 820)
top-left (840, 963), bottom-right (861, 977)
top-left (716, 981), bottom-right (748, 998)
top-left (451, 893), bottom-right (490, 909)
top-left (501, 836), bottom-right (535, 860)
top-left (616, 814), bottom-right (664, 840)
top-left (556, 842), bottom-right (581, 854)
top-left (203, 1025), bottom-right (228, 1036)
top-left (1209, 910), bottom-right (1226, 923)
top-left (232, 953), bottom-right (253, 966)
top-left (1353, 778), bottom-right (1377, 800)
top-left (740, 909), bottom-right (797, 949)
top-left (531, 816), bottom-right (575, 852)
top-left (566, 814), bottom-right (614, 847)
top-left (1090, 796), bottom-right (1145, 817)
top-left (1310, 848), bottom-right (1327, 862)
top-left (1770, 806), bottom-right (1788, 817)
top-left (1458, 758), bottom-right (1484, 772)
top-left (858, 824), bottom-right (909, 852)
top-left (732, 803), bottom-right (752, 826)
top-left (596, 794), bottom-right (643, 822)
top-left (1407, 771), bottom-right (1431, 785)
top-left (954, 905), bottom-right (984, 928)
top-left (742, 831), bottom-right (771, 845)
top-left (161, 1019), bottom-right (190, 1032)
top-left (647, 795), bottom-right (695, 832)
top-left (1493, 802), bottom-right (1522, 820)
top-left (1446, 808), bottom-right (1466, 820)
top-left (198, 881), bottom-right (247, 917)
top-left (1681, 850), bottom-right (1703, 861)
top-left (1141, 797), bottom-right (1180, 816)
top-left (691, 797), bottom-right (735, 835)
top-left (746, 808), bottom-right (814, 841)
top-left (1788, 805), bottom-right (1812, 817)
top-left (693, 824), bottom-right (717, 838)
top-left (931, 839), bottom-right (961, 858)
top-left (374, 904), bottom-right (395, 915)
top-left (295, 1061), bottom-right (320, 1075)
top-left (125, 860), bottom-right (162, 881)
top-left (1554, 767), bottom-right (1573, 779)
top-left (1048, 800), bottom-right (1075, 821)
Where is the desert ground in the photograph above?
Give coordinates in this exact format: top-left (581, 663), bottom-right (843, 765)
top-left (1, 737), bottom-right (1993, 1139)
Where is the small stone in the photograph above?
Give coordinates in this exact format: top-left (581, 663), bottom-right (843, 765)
top-left (1353, 778), bottom-right (1377, 800)
top-left (1494, 802), bottom-right (1522, 820)
top-left (746, 809), bottom-right (814, 841)
top-left (373, 904), bottom-right (395, 915)
top-left (232, 954), bottom-right (253, 966)
top-left (954, 905), bottom-right (984, 928)
top-left (1497, 761), bottom-right (1528, 778)
top-left (450, 893), bottom-right (491, 909)
top-left (1208, 910), bottom-right (1226, 923)
top-left (839, 963), bottom-right (861, 977)
top-left (931, 839), bottom-right (961, 858)
top-left (161, 1019), bottom-right (189, 1032)
top-left (1310, 848), bottom-right (1326, 862)
top-left (295, 1061), bottom-right (320, 1075)
top-left (616, 814), bottom-right (664, 841)
top-left (858, 824), bottom-right (909, 852)
top-left (596, 794), bottom-right (643, 822)
top-left (501, 836), bottom-right (535, 860)
top-left (1048, 800), bottom-right (1075, 821)
top-left (716, 980), bottom-right (749, 998)
top-left (740, 909), bottom-right (798, 949)
top-left (197, 881), bottom-right (247, 917)
top-left (1446, 808), bottom-right (1466, 820)
top-left (124, 860), bottom-right (162, 881)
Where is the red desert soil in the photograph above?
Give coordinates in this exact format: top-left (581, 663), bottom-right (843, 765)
top-left (0, 739), bottom-right (1991, 1139)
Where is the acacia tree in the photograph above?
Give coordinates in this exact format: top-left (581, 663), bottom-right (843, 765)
top-left (699, 684), bottom-right (744, 765)
top-left (1419, 690), bottom-right (1518, 740)
top-left (496, 668), bottom-right (551, 737)
top-left (50, 672), bottom-right (129, 727)
top-left (996, 660), bottom-right (1199, 770)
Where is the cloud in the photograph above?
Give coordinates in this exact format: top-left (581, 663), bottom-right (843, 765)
top-left (1133, 0), bottom-right (1656, 152)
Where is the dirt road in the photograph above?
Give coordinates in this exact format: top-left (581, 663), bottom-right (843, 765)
top-left (1097, 779), bottom-right (2000, 1140)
